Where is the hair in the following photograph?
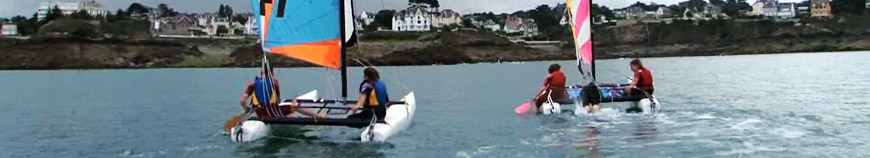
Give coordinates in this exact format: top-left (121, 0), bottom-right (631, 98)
top-left (630, 59), bottom-right (645, 70)
top-left (548, 64), bottom-right (561, 73)
top-left (363, 67), bottom-right (380, 82)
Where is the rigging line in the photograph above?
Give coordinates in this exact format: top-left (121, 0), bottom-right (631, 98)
top-left (352, 58), bottom-right (411, 92)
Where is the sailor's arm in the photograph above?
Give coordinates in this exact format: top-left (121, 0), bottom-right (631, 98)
top-left (350, 95), bottom-right (366, 114)
top-left (240, 93), bottom-right (251, 112)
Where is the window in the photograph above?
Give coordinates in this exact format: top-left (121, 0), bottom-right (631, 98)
top-left (418, 21), bottom-right (421, 24)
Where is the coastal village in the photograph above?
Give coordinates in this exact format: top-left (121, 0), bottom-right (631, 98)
top-left (2, 0), bottom-right (868, 39)
top-left (2, 0), bottom-right (870, 69)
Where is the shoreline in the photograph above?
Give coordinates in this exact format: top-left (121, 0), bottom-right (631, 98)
top-left (0, 50), bottom-right (862, 71)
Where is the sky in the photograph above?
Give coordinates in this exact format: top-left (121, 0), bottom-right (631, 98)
top-left (1, 0), bottom-right (807, 19)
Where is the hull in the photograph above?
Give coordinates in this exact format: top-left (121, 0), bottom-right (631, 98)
top-left (231, 90), bottom-right (416, 143)
top-left (230, 90), bottom-right (319, 142)
top-left (361, 92), bottom-right (416, 142)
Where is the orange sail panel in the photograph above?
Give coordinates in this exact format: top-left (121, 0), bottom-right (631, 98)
top-left (270, 39), bottom-right (342, 69)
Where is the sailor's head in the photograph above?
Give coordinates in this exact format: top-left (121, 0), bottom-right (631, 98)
top-left (630, 59), bottom-right (645, 71)
top-left (364, 67), bottom-right (380, 82)
top-left (548, 64), bottom-right (561, 73)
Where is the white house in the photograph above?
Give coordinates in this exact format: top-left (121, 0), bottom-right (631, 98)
top-left (776, 3), bottom-right (797, 19)
top-left (392, 7), bottom-right (431, 31)
top-left (504, 15), bottom-right (539, 36)
top-left (359, 12), bottom-right (375, 26)
top-left (1, 23), bottom-right (19, 36)
top-left (37, 0), bottom-right (108, 21)
top-left (243, 16), bottom-right (258, 36)
top-left (481, 20), bottom-right (501, 31)
top-left (430, 9), bottom-right (461, 27)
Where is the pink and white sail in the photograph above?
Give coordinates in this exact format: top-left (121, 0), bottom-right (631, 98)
top-left (568, 0), bottom-right (593, 64)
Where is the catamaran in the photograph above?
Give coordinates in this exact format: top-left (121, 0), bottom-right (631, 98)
top-left (519, 0), bottom-right (660, 115)
top-left (229, 0), bottom-right (416, 143)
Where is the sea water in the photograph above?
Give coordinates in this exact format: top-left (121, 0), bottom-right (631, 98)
top-left (0, 51), bottom-right (868, 157)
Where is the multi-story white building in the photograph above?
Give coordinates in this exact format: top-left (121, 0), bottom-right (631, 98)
top-left (37, 0), bottom-right (108, 21)
top-left (392, 7), bottom-right (431, 31)
top-left (1, 23), bottom-right (19, 36)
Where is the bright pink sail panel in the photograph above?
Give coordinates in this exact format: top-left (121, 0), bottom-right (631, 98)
top-left (569, 0), bottom-right (593, 64)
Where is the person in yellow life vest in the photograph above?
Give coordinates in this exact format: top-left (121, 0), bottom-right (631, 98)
top-left (240, 67), bottom-right (326, 119)
top-left (349, 68), bottom-right (390, 121)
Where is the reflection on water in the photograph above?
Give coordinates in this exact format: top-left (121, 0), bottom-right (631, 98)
top-left (575, 125), bottom-right (601, 158)
top-left (236, 126), bottom-right (390, 158)
top-left (633, 117), bottom-right (657, 139)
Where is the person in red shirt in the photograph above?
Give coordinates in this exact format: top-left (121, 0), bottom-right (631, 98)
top-left (534, 64), bottom-right (569, 113)
top-left (625, 59), bottom-right (654, 96)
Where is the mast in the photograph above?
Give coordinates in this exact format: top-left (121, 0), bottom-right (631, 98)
top-left (590, 0), bottom-right (596, 80)
top-left (340, 0), bottom-right (348, 99)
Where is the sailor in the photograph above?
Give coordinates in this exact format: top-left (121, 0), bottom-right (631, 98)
top-left (624, 59), bottom-right (654, 96)
top-left (349, 67), bottom-right (390, 121)
top-left (534, 64), bottom-right (570, 113)
top-left (624, 59), bottom-right (654, 113)
top-left (240, 67), bottom-right (326, 119)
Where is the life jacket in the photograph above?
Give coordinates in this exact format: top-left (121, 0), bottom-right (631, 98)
top-left (360, 80), bottom-right (389, 108)
top-left (636, 68), bottom-right (654, 92)
top-left (251, 76), bottom-right (278, 109)
top-left (548, 71), bottom-right (567, 90)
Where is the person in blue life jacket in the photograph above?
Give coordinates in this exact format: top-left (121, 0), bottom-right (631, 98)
top-left (349, 67), bottom-right (390, 121)
top-left (240, 67), bottom-right (326, 119)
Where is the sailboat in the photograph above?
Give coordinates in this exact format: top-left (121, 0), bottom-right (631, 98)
top-left (538, 0), bottom-right (660, 115)
top-left (230, 0), bottom-right (416, 143)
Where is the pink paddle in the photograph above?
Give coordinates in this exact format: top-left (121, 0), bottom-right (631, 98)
top-left (515, 101), bottom-right (533, 115)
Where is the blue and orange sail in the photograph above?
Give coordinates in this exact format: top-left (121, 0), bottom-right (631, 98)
top-left (251, 0), bottom-right (345, 69)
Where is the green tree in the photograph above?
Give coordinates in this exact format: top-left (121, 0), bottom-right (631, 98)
top-left (126, 3), bottom-right (150, 15)
top-left (409, 0), bottom-right (439, 10)
top-left (69, 10), bottom-right (93, 20)
top-left (686, 0), bottom-right (708, 12)
top-left (831, 0), bottom-right (866, 15)
top-left (218, 5), bottom-right (234, 18)
top-left (372, 10), bottom-right (396, 29)
top-left (232, 14), bottom-right (248, 24)
top-left (217, 25), bottom-right (229, 36)
top-left (710, 0), bottom-right (727, 6)
top-left (592, 4), bottom-right (616, 20)
top-left (44, 6), bottom-right (65, 22)
top-left (529, 5), bottom-right (559, 32)
top-left (461, 18), bottom-right (473, 28)
top-left (158, 3), bottom-right (179, 17)
top-left (219, 5), bottom-right (226, 18)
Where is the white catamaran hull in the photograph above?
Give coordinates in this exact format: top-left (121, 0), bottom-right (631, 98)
top-left (638, 96), bottom-right (661, 114)
top-left (539, 96), bottom-right (661, 115)
top-left (231, 90), bottom-right (416, 143)
top-left (361, 92), bottom-right (416, 142)
top-left (230, 91), bottom-right (320, 143)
